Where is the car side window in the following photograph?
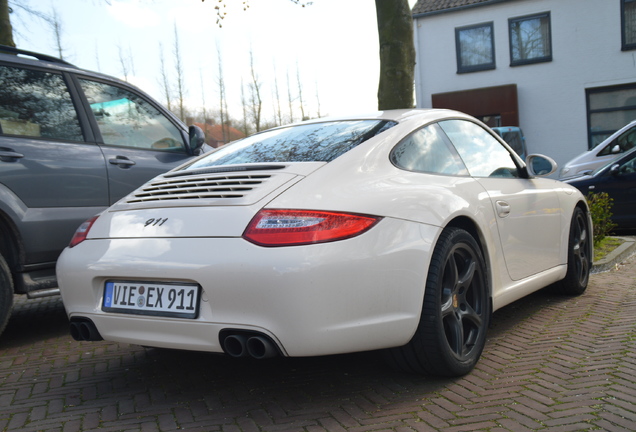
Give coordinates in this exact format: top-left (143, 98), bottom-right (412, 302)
top-left (617, 154), bottom-right (636, 175)
top-left (598, 126), bottom-right (636, 156)
top-left (0, 65), bottom-right (83, 141)
top-left (79, 79), bottom-right (185, 152)
top-left (439, 119), bottom-right (519, 178)
top-left (390, 123), bottom-right (469, 175)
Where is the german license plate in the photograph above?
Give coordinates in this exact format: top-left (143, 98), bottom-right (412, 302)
top-left (102, 281), bottom-right (200, 319)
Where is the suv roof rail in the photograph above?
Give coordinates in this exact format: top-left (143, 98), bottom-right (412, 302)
top-left (0, 44), bottom-right (77, 67)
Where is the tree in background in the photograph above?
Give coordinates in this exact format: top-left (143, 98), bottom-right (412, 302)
top-left (240, 77), bottom-right (250, 135)
top-left (248, 48), bottom-right (263, 133)
top-left (173, 22), bottom-right (187, 121)
top-left (286, 70), bottom-right (294, 124)
top-left (50, 6), bottom-right (64, 60)
top-left (158, 42), bottom-right (173, 111)
top-left (375, 0), bottom-right (415, 110)
top-left (0, 0), bottom-right (15, 47)
top-left (1, 1), bottom-right (57, 48)
top-left (117, 44), bottom-right (131, 82)
top-left (0, 0), bottom-right (418, 128)
top-left (314, 79), bottom-right (322, 118)
top-left (216, 43), bottom-right (230, 142)
top-left (206, 0), bottom-right (416, 111)
top-left (272, 64), bottom-right (284, 126)
top-left (199, 67), bottom-right (209, 132)
top-left (295, 62), bottom-right (306, 121)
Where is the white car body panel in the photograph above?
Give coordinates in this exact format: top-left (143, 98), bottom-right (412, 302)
top-left (57, 218), bottom-right (437, 356)
top-left (56, 109), bottom-right (590, 363)
top-left (475, 177), bottom-right (563, 280)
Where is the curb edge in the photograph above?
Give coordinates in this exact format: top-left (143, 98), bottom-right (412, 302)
top-left (591, 236), bottom-right (636, 274)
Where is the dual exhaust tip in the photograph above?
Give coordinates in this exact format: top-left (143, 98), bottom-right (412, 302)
top-left (221, 332), bottom-right (279, 359)
top-left (69, 318), bottom-right (103, 341)
top-left (69, 319), bottom-right (278, 360)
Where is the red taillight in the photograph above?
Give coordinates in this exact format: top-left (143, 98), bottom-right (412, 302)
top-left (69, 216), bottom-right (99, 248)
top-left (243, 209), bottom-right (381, 247)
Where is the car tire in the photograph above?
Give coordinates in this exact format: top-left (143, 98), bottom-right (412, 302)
top-left (0, 253), bottom-right (13, 337)
top-left (386, 227), bottom-right (490, 377)
top-left (553, 207), bottom-right (591, 296)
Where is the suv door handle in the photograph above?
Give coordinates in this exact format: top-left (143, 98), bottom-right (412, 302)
top-left (108, 156), bottom-right (136, 167)
top-left (0, 148), bottom-right (25, 161)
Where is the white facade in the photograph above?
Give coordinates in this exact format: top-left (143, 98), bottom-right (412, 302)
top-left (413, 0), bottom-right (636, 169)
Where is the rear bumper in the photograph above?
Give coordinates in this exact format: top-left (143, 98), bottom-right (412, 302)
top-left (57, 218), bottom-right (439, 356)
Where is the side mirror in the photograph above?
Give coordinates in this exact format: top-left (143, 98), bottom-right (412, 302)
top-left (526, 154), bottom-right (557, 177)
top-left (609, 163), bottom-right (621, 175)
top-left (188, 125), bottom-right (205, 155)
top-left (611, 144), bottom-right (621, 154)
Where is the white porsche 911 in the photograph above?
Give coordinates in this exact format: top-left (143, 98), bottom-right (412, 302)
top-left (57, 109), bottom-right (592, 377)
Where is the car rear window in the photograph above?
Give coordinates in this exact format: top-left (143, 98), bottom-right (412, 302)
top-left (183, 120), bottom-right (396, 169)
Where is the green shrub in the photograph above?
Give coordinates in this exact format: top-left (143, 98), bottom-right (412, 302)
top-left (586, 192), bottom-right (616, 247)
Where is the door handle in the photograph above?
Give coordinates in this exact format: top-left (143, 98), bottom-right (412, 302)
top-left (0, 148), bottom-right (24, 161)
top-left (496, 200), bottom-right (510, 218)
top-left (108, 156), bottom-right (136, 167)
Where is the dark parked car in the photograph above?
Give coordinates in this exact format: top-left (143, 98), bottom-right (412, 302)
top-left (566, 146), bottom-right (636, 230)
top-left (0, 45), bottom-right (207, 336)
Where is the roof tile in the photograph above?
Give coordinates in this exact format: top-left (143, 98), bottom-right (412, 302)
top-left (412, 0), bottom-right (513, 16)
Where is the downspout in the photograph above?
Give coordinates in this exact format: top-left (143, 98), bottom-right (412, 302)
top-left (412, 16), bottom-right (425, 108)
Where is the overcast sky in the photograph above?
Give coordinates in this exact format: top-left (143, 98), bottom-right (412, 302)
top-left (10, 0), bottom-right (418, 124)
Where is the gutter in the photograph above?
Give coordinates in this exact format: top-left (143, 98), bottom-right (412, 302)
top-left (412, 0), bottom-right (517, 19)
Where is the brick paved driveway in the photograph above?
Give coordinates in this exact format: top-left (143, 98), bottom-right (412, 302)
top-left (1, 256), bottom-right (635, 432)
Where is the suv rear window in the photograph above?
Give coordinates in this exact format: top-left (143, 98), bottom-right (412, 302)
top-left (184, 120), bottom-right (396, 169)
top-left (0, 65), bottom-right (83, 141)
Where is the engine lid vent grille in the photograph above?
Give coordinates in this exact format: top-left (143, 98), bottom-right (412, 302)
top-left (126, 174), bottom-right (272, 203)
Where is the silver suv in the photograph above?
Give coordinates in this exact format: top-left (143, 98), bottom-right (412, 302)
top-left (0, 46), bottom-right (206, 336)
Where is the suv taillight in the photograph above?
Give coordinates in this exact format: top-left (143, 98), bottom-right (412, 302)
top-left (69, 216), bottom-right (99, 248)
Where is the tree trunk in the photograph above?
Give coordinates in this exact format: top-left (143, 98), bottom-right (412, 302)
top-left (375, 0), bottom-right (415, 110)
top-left (0, 0), bottom-right (16, 47)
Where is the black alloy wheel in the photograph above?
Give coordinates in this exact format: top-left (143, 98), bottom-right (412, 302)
top-left (387, 227), bottom-right (490, 377)
top-left (439, 239), bottom-right (487, 361)
top-left (554, 207), bottom-right (591, 296)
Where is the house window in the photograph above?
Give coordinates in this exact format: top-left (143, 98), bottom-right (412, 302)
top-left (455, 22), bottom-right (495, 73)
top-left (509, 13), bottom-right (552, 66)
top-left (623, 0), bottom-right (636, 50)
top-left (586, 83), bottom-right (636, 149)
